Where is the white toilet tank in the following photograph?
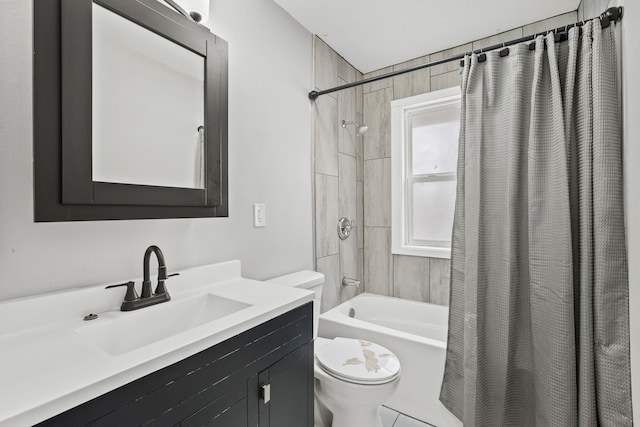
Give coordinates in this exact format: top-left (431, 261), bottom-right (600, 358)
top-left (266, 270), bottom-right (324, 338)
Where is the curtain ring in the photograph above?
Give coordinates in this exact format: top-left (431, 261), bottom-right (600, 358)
top-left (499, 42), bottom-right (510, 58)
top-left (478, 46), bottom-right (487, 63)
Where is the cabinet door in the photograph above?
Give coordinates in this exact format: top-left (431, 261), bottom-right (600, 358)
top-left (257, 343), bottom-right (314, 427)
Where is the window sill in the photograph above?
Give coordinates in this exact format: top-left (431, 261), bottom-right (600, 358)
top-left (391, 244), bottom-right (451, 259)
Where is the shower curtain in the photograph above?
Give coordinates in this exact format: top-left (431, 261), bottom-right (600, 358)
top-left (439, 20), bottom-right (633, 426)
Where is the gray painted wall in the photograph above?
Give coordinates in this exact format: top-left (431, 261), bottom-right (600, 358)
top-left (0, 0), bottom-right (314, 301)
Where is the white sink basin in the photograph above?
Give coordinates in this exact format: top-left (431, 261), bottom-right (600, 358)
top-left (76, 294), bottom-right (251, 355)
top-left (0, 261), bottom-right (317, 426)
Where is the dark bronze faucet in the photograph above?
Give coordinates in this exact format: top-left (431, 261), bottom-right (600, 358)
top-left (106, 245), bottom-right (177, 311)
top-left (142, 245), bottom-right (167, 299)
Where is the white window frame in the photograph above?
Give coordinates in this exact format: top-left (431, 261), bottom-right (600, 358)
top-left (391, 86), bottom-right (461, 259)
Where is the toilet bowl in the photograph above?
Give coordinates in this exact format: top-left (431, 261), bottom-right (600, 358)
top-left (266, 271), bottom-right (401, 427)
top-left (314, 337), bottom-right (400, 427)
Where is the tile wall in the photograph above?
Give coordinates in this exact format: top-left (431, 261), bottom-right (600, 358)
top-left (360, 11), bottom-right (578, 307)
top-left (313, 38), bottom-right (365, 311)
top-left (578, 0), bottom-right (614, 20)
top-left (314, 11), bottom-right (578, 311)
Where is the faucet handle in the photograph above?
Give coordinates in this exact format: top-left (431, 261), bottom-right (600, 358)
top-left (106, 281), bottom-right (138, 302)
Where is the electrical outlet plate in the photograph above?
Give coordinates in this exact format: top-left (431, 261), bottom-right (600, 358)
top-left (254, 203), bottom-right (266, 227)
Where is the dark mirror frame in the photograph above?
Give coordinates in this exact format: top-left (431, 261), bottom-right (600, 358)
top-left (34, 0), bottom-right (228, 221)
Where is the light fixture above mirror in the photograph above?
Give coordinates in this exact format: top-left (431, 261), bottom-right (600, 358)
top-left (173, 0), bottom-right (210, 23)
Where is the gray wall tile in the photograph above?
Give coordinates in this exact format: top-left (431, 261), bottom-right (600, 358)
top-left (314, 37), bottom-right (338, 95)
top-left (313, 40), bottom-right (365, 309)
top-left (578, 0), bottom-right (611, 21)
top-left (393, 55), bottom-right (430, 100)
top-left (338, 82), bottom-right (357, 157)
top-left (340, 234), bottom-right (358, 302)
top-left (317, 254), bottom-right (340, 312)
top-left (356, 73), bottom-right (364, 115)
top-left (523, 12), bottom-right (578, 37)
top-left (578, 0), bottom-right (584, 20)
top-left (364, 158), bottom-right (391, 227)
top-left (356, 112), bottom-right (364, 182)
top-left (364, 227), bottom-right (393, 297)
top-left (576, 0), bottom-right (584, 21)
top-left (393, 255), bottom-right (430, 303)
top-left (338, 154), bottom-right (357, 221)
top-left (356, 181), bottom-right (364, 249)
top-left (338, 57), bottom-right (357, 83)
top-left (472, 28), bottom-right (524, 51)
top-left (431, 70), bottom-right (461, 92)
top-left (315, 174), bottom-right (339, 258)
top-left (357, 248), bottom-right (364, 293)
top-left (316, 10), bottom-right (585, 311)
top-left (363, 66), bottom-right (394, 93)
top-left (430, 43), bottom-right (473, 76)
top-left (363, 88), bottom-right (393, 160)
top-left (430, 257), bottom-right (451, 306)
top-left (315, 95), bottom-right (338, 176)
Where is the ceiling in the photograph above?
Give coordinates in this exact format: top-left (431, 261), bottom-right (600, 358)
top-left (272, 0), bottom-right (581, 74)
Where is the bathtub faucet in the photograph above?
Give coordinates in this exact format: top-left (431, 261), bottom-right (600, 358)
top-left (342, 277), bottom-right (360, 288)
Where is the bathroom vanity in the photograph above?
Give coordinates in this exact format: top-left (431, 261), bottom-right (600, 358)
top-left (0, 261), bottom-right (314, 426)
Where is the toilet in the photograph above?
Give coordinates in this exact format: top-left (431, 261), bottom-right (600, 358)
top-left (267, 271), bottom-right (401, 427)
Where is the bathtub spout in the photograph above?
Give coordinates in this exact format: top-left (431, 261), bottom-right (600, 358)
top-left (342, 277), bottom-right (360, 288)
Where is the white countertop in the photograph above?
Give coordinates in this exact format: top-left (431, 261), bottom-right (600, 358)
top-left (0, 261), bottom-right (313, 426)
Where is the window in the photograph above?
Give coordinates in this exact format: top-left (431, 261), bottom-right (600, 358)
top-left (391, 87), bottom-right (461, 258)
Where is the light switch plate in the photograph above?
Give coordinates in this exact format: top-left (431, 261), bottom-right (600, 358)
top-left (254, 203), bottom-right (266, 227)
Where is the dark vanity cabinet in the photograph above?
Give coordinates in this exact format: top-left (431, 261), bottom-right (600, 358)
top-left (254, 343), bottom-right (313, 426)
top-left (38, 303), bottom-right (313, 427)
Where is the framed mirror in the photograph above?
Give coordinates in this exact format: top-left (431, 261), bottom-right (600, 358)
top-left (92, 3), bottom-right (206, 191)
top-left (33, 0), bottom-right (228, 221)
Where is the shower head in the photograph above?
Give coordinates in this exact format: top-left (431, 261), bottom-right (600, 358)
top-left (341, 120), bottom-right (368, 136)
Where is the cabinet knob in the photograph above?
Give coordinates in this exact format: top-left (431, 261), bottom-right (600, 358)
top-left (260, 383), bottom-right (271, 403)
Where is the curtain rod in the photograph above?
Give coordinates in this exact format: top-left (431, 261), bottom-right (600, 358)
top-left (308, 6), bottom-right (623, 101)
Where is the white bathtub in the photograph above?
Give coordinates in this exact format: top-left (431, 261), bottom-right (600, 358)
top-left (318, 293), bottom-right (462, 427)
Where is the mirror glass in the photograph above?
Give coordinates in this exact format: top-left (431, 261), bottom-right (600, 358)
top-left (92, 3), bottom-right (205, 189)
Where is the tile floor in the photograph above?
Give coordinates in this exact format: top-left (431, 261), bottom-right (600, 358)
top-left (380, 406), bottom-right (436, 427)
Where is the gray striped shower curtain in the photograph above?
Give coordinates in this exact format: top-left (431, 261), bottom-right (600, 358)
top-left (439, 20), bottom-right (633, 426)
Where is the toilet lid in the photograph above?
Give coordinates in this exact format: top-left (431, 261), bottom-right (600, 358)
top-left (315, 337), bottom-right (400, 384)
